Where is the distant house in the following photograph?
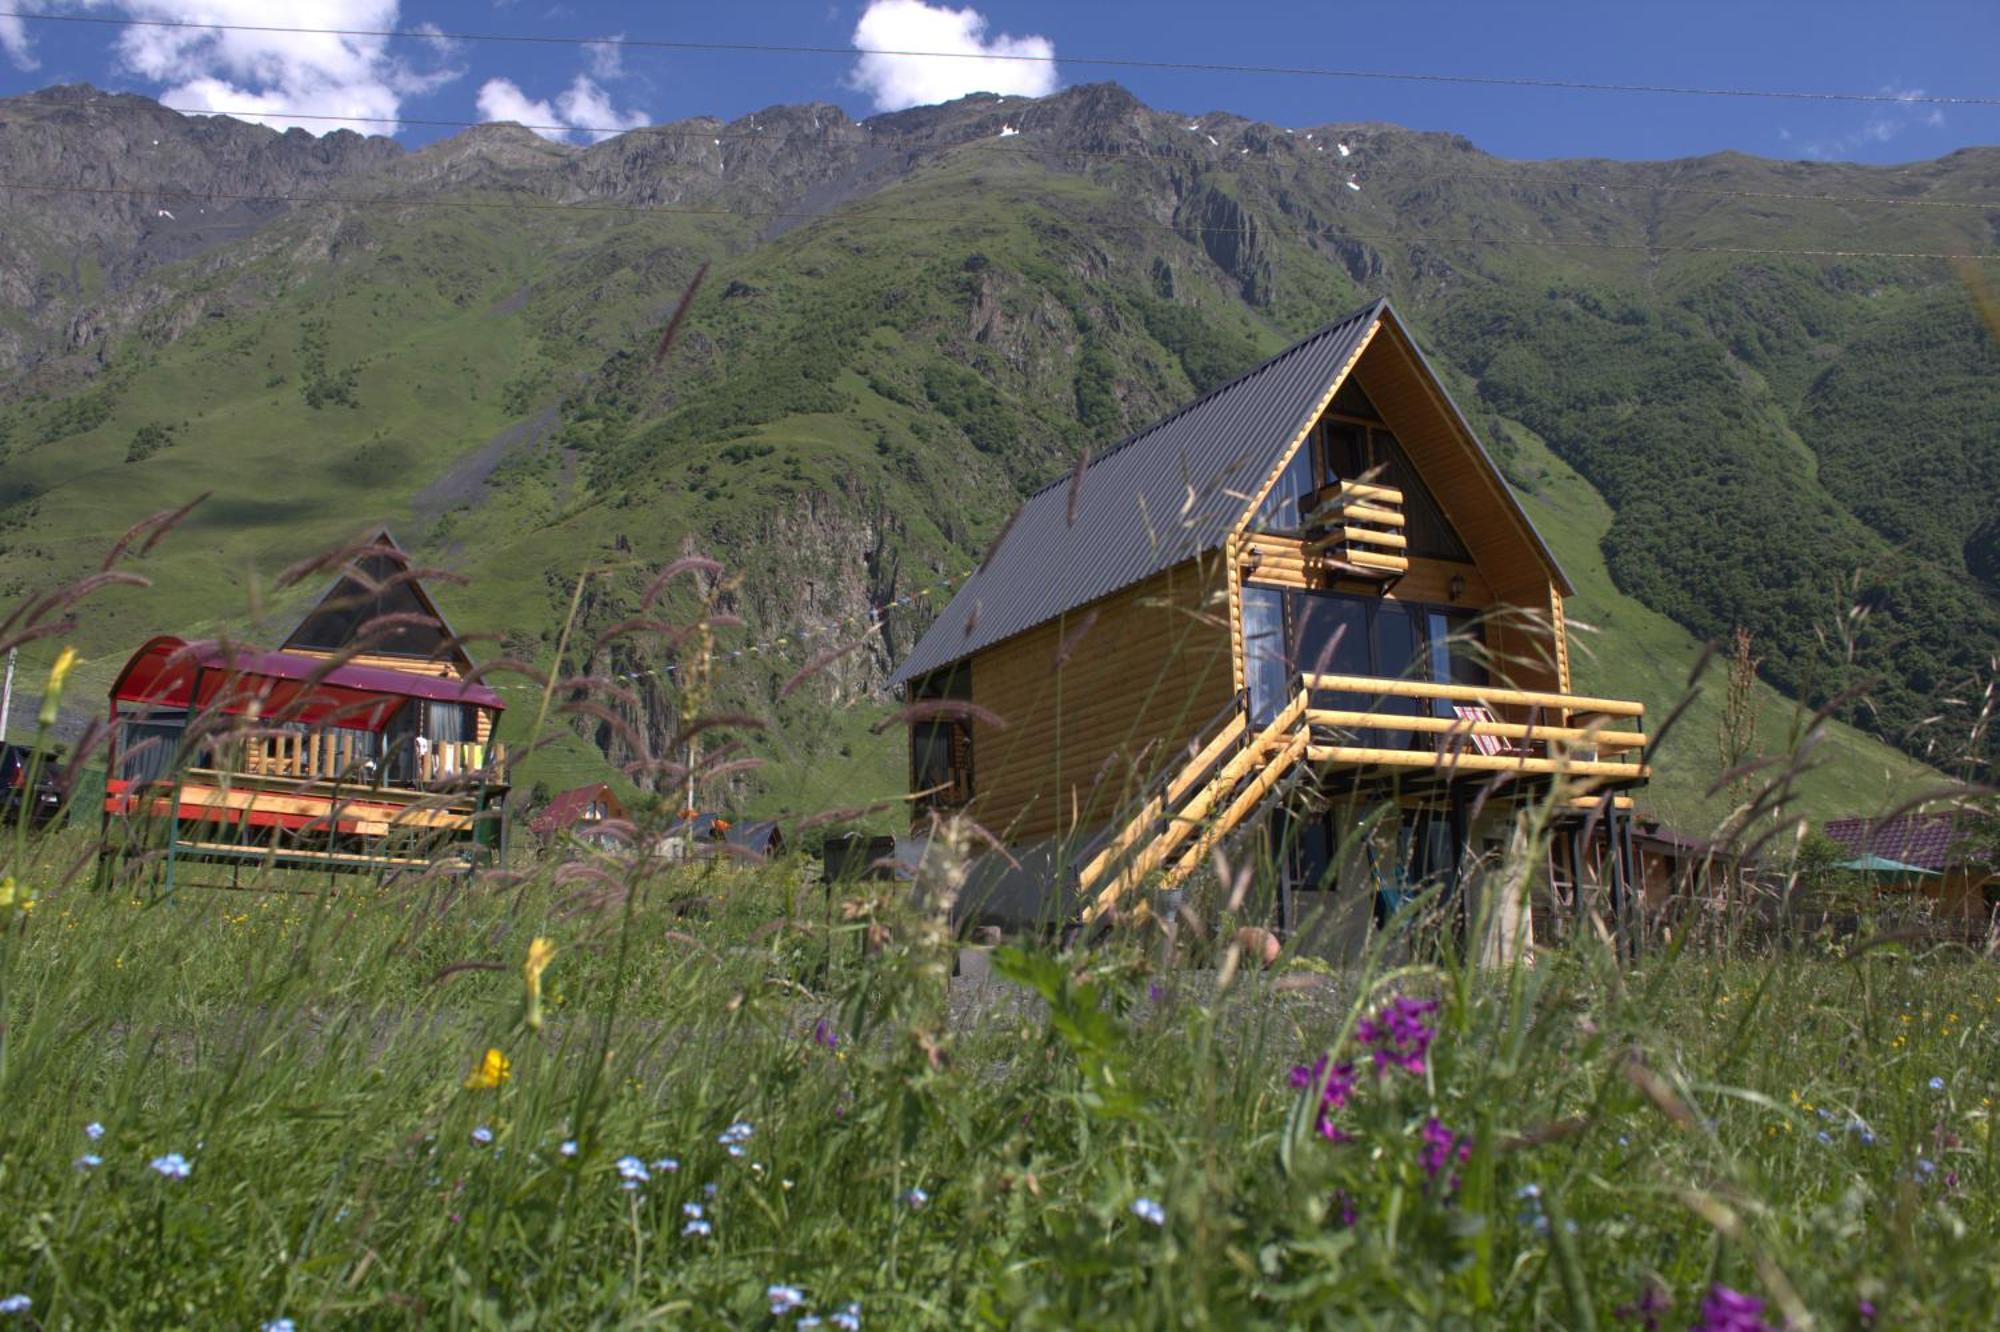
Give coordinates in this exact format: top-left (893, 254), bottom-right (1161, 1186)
top-left (533, 783), bottom-right (627, 847)
top-left (102, 529), bottom-right (509, 881)
top-left (657, 812), bottom-right (786, 863)
top-left (1824, 813), bottom-right (1997, 923)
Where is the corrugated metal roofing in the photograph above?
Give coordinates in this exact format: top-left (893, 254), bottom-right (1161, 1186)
top-left (1824, 814), bottom-right (1979, 873)
top-left (891, 300), bottom-right (1384, 687)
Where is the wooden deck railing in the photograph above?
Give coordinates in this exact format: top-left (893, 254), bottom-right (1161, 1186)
top-left (1302, 673), bottom-right (1647, 779)
top-left (1077, 689), bottom-right (1309, 923)
top-left (1300, 481), bottom-right (1408, 579)
top-left (235, 732), bottom-right (509, 788)
top-left (1073, 674), bottom-right (1649, 926)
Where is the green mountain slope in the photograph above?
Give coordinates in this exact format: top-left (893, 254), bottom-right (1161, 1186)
top-left (0, 82), bottom-right (1989, 830)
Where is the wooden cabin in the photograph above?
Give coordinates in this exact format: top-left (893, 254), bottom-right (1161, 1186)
top-left (101, 533), bottom-right (509, 882)
top-left (889, 300), bottom-right (1651, 945)
top-left (1824, 814), bottom-right (1998, 933)
top-left (532, 783), bottom-right (627, 848)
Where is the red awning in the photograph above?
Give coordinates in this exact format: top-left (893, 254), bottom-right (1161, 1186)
top-left (109, 636), bottom-right (505, 732)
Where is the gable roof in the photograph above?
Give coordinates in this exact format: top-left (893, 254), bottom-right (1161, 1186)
top-left (1824, 814), bottom-right (1985, 873)
top-left (281, 528), bottom-right (472, 672)
top-left (890, 298), bottom-right (1566, 688)
top-left (532, 783), bottom-right (622, 836)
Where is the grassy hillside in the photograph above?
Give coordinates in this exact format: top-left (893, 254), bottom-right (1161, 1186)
top-left (0, 83), bottom-right (1992, 825)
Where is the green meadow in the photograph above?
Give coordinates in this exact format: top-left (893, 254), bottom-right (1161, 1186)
top-left (0, 801), bottom-right (1993, 1327)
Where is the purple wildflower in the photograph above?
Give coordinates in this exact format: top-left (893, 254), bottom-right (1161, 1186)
top-left (813, 1019), bottom-right (839, 1052)
top-left (1289, 1056), bottom-right (1359, 1141)
top-left (1331, 1189), bottom-right (1357, 1229)
top-left (1356, 994), bottom-right (1441, 1076)
top-left (1613, 1280), bottom-right (1670, 1330)
top-left (1858, 1299), bottom-right (1877, 1324)
top-left (1691, 1284), bottom-right (1776, 1332)
top-left (1417, 1117), bottom-right (1471, 1193)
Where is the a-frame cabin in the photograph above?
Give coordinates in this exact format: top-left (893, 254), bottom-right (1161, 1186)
top-left (890, 299), bottom-right (1649, 945)
top-left (102, 531), bottom-right (510, 882)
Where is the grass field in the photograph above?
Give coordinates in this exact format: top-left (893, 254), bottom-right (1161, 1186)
top-left (0, 801), bottom-right (1993, 1328)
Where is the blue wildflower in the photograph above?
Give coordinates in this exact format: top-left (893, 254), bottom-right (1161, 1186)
top-left (683, 1201), bottom-right (705, 1219)
top-left (903, 1186), bottom-right (928, 1209)
top-left (682, 1218), bottom-right (712, 1237)
top-left (704, 1181), bottom-right (718, 1197)
top-left (799, 1318), bottom-right (823, 1330)
top-left (768, 1285), bottom-right (806, 1315)
top-left (74, 1154), bottom-right (102, 1171)
top-left (1929, 1076), bottom-right (1945, 1092)
top-left (84, 1122), bottom-right (104, 1141)
top-left (0, 1295), bottom-right (28, 1316)
top-left (1917, 1158), bottom-right (1938, 1177)
top-left (1817, 1130), bottom-right (1833, 1145)
top-left (261, 1320), bottom-right (295, 1332)
top-left (149, 1152), bottom-right (191, 1180)
top-left (615, 1157), bottom-right (650, 1190)
top-left (830, 1302), bottom-right (861, 1331)
top-left (559, 1140), bottom-right (579, 1159)
top-left (471, 1126), bottom-right (494, 1146)
top-left (1131, 1197), bottom-right (1166, 1227)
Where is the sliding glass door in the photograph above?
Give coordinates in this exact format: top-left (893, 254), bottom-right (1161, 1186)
top-left (1289, 592), bottom-right (1483, 750)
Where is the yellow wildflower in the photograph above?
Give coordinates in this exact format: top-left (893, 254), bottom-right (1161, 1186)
top-left (464, 1047), bottom-right (511, 1090)
top-left (523, 936), bottom-right (555, 1032)
top-left (38, 647), bottom-right (77, 729)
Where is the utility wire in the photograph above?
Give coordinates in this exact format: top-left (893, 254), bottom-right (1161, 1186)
top-left (123, 100), bottom-right (2000, 214)
top-left (8, 9), bottom-right (2000, 108)
top-left (5, 175), bottom-right (1995, 262)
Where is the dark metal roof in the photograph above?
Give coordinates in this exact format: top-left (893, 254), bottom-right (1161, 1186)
top-left (891, 300), bottom-right (1384, 686)
top-left (1825, 814), bottom-right (1981, 873)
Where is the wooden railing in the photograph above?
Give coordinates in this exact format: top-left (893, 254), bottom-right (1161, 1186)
top-left (1302, 673), bottom-right (1647, 779)
top-left (1300, 481), bottom-right (1408, 580)
top-left (413, 740), bottom-right (508, 786)
top-left (1077, 689), bottom-right (1309, 923)
top-left (239, 730), bottom-right (368, 782)
top-left (234, 732), bottom-right (509, 788)
top-left (1073, 674), bottom-right (1649, 926)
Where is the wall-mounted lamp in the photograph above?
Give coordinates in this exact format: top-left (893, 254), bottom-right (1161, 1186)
top-left (1449, 574), bottom-right (1466, 602)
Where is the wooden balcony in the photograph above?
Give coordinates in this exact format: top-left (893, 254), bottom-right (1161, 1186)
top-left (235, 730), bottom-right (509, 790)
top-left (1300, 481), bottom-right (1408, 582)
top-left (1302, 673), bottom-right (1649, 785)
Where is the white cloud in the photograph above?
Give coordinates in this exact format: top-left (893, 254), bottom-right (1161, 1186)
top-left (848, 0), bottom-right (1058, 113)
top-left (93, 0), bottom-right (461, 135)
top-left (1802, 85), bottom-right (1947, 160)
top-left (476, 73), bottom-right (649, 144)
top-left (0, 11), bottom-right (37, 71)
top-left (584, 35), bottom-right (625, 82)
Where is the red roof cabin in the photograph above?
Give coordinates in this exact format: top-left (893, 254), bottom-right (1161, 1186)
top-left (532, 783), bottom-right (628, 847)
top-left (100, 533), bottom-right (510, 883)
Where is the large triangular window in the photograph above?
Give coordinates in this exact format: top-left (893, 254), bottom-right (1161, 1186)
top-left (1319, 383), bottom-right (1471, 562)
top-left (284, 548), bottom-right (452, 659)
top-left (1248, 380), bottom-right (1472, 564)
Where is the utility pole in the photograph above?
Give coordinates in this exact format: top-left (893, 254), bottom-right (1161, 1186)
top-left (0, 646), bottom-right (15, 742)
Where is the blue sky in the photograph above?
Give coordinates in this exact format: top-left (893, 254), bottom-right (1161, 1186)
top-left (1, 1), bottom-right (1995, 163)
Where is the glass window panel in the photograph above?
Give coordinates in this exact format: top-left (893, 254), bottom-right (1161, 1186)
top-left (1242, 586), bottom-right (1289, 724)
top-left (1251, 441), bottom-right (1316, 533)
top-left (1290, 592), bottom-right (1370, 681)
top-left (1370, 432), bottom-right (1471, 562)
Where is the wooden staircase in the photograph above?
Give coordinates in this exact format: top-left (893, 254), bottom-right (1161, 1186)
top-left (1073, 689), bottom-right (1313, 925)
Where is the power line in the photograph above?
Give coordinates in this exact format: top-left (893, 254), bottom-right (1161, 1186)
top-left (123, 100), bottom-right (2000, 214)
top-left (9, 9), bottom-right (2000, 108)
top-left (5, 175), bottom-right (1994, 262)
